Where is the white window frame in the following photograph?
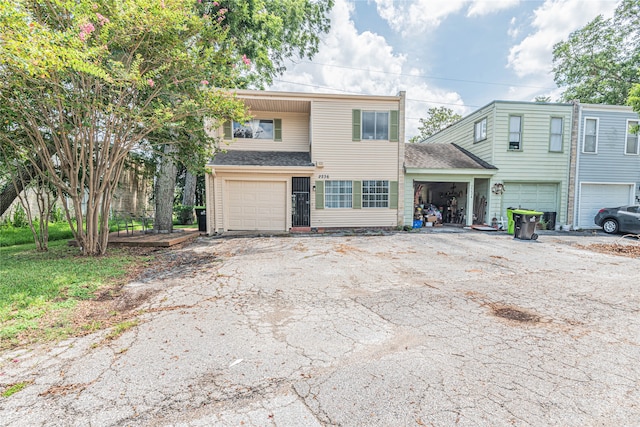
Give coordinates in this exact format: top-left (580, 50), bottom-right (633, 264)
top-left (325, 180), bottom-right (352, 209)
top-left (508, 115), bottom-right (522, 150)
top-left (625, 119), bottom-right (639, 155)
top-left (474, 118), bottom-right (487, 143)
top-left (233, 119), bottom-right (274, 140)
top-left (582, 117), bottom-right (599, 154)
top-left (362, 180), bottom-right (389, 208)
top-left (549, 117), bottom-right (563, 152)
top-left (361, 111), bottom-right (389, 140)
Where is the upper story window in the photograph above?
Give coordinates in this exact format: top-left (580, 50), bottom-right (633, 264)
top-left (474, 118), bottom-right (487, 143)
top-left (583, 117), bottom-right (598, 153)
top-left (362, 180), bottom-right (389, 208)
top-left (224, 118), bottom-right (282, 141)
top-left (352, 109), bottom-right (399, 142)
top-left (362, 111), bottom-right (389, 140)
top-left (549, 117), bottom-right (563, 152)
top-left (325, 180), bottom-right (352, 208)
top-left (233, 119), bottom-right (273, 139)
top-left (626, 120), bottom-right (639, 155)
top-left (508, 115), bottom-right (522, 150)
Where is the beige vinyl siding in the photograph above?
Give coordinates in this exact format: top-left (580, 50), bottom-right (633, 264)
top-left (220, 111), bottom-right (309, 152)
top-left (207, 171), bottom-right (295, 232)
top-left (310, 98), bottom-right (401, 228)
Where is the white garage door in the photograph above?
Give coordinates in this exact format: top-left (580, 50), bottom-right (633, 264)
top-left (578, 183), bottom-right (634, 229)
top-left (227, 181), bottom-right (286, 231)
top-left (502, 183), bottom-right (558, 214)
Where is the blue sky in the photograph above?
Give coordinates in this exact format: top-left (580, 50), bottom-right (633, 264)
top-left (267, 0), bottom-right (620, 139)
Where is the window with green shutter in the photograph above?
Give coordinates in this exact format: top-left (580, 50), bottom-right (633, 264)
top-left (274, 118), bottom-right (282, 142)
top-left (352, 181), bottom-right (362, 209)
top-left (223, 121), bottom-right (232, 140)
top-left (389, 181), bottom-right (398, 209)
top-left (390, 110), bottom-right (399, 142)
top-left (315, 181), bottom-right (324, 210)
top-left (352, 109), bottom-right (361, 141)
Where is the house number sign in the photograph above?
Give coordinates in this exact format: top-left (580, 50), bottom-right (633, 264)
top-left (318, 174), bottom-right (330, 179)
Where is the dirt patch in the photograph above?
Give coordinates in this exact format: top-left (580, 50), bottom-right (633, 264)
top-left (491, 305), bottom-right (541, 323)
top-left (578, 240), bottom-right (640, 259)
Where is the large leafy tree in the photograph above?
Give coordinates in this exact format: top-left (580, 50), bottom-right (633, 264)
top-left (409, 107), bottom-right (462, 143)
top-left (0, 0), bottom-right (250, 255)
top-left (552, 0), bottom-right (640, 104)
top-left (151, 0), bottom-right (334, 232)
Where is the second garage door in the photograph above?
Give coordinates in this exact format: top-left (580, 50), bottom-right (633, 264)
top-left (502, 183), bottom-right (558, 214)
top-left (227, 180), bottom-right (287, 231)
top-left (578, 183), bottom-right (634, 229)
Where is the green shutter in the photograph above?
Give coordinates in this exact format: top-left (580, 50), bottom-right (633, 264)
top-left (352, 109), bottom-right (361, 141)
top-left (315, 181), bottom-right (324, 210)
top-left (274, 118), bottom-right (282, 141)
top-left (353, 181), bottom-right (362, 209)
top-left (390, 110), bottom-right (399, 142)
top-left (389, 181), bottom-right (398, 209)
top-left (223, 121), bottom-right (232, 139)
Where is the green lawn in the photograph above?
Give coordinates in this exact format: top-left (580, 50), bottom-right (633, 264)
top-left (0, 234), bottom-right (153, 349)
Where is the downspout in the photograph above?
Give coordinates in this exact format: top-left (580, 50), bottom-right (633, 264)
top-left (397, 91), bottom-right (406, 227)
top-left (570, 102), bottom-right (582, 230)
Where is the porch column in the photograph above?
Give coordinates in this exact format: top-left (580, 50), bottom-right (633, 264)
top-left (466, 179), bottom-right (475, 226)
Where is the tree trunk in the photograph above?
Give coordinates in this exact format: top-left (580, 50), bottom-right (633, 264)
top-left (154, 144), bottom-right (178, 233)
top-left (182, 170), bottom-right (197, 207)
top-left (0, 162), bottom-right (36, 217)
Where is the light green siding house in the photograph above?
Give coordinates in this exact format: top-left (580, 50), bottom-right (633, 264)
top-left (420, 101), bottom-right (574, 229)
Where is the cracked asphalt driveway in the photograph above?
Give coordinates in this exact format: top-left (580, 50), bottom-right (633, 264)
top-left (2, 232), bottom-right (639, 426)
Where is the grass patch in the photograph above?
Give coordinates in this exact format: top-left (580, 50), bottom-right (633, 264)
top-left (105, 320), bottom-right (139, 341)
top-left (0, 240), bottom-right (154, 349)
top-left (0, 222), bottom-right (75, 247)
top-left (2, 380), bottom-right (33, 398)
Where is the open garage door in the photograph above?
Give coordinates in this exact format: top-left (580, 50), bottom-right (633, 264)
top-left (502, 183), bottom-right (558, 214)
top-left (227, 181), bottom-right (287, 231)
top-left (578, 183), bottom-right (634, 229)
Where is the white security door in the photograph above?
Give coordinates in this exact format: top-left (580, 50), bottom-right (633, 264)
top-left (578, 183), bottom-right (634, 229)
top-left (502, 183), bottom-right (558, 214)
top-left (227, 181), bottom-right (287, 231)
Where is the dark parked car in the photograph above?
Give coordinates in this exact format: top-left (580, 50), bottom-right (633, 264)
top-left (594, 205), bottom-right (640, 234)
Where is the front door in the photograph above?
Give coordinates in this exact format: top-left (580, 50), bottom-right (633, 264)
top-left (292, 177), bottom-right (310, 227)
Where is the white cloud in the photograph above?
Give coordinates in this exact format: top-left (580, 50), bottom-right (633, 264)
top-left (467, 0), bottom-right (520, 17)
top-left (373, 0), bottom-right (520, 36)
top-left (507, 16), bottom-right (520, 38)
top-left (507, 0), bottom-right (617, 78)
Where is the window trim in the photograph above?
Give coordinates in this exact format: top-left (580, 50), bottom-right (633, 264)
top-left (362, 180), bottom-right (390, 209)
top-left (625, 119), bottom-right (639, 156)
top-left (474, 117), bottom-right (487, 143)
top-left (361, 111), bottom-right (390, 141)
top-left (225, 118), bottom-right (281, 141)
top-left (549, 116), bottom-right (564, 153)
top-left (324, 180), bottom-right (353, 209)
top-left (582, 117), bottom-right (599, 154)
top-left (508, 115), bottom-right (523, 151)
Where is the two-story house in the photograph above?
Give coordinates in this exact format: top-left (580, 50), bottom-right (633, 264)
top-left (570, 104), bottom-right (640, 229)
top-left (419, 101), bottom-right (574, 230)
top-left (204, 90), bottom-right (406, 234)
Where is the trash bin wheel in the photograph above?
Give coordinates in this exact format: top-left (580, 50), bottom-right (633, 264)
top-left (531, 233), bottom-right (538, 240)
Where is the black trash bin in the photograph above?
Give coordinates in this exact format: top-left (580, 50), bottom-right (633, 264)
top-left (542, 212), bottom-right (556, 230)
top-left (195, 207), bottom-right (206, 232)
top-left (512, 209), bottom-right (543, 240)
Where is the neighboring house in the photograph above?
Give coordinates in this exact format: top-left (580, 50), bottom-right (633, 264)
top-left (403, 143), bottom-right (497, 227)
top-left (571, 104), bottom-right (640, 230)
top-left (205, 90), bottom-right (406, 234)
top-left (422, 101), bottom-right (574, 229)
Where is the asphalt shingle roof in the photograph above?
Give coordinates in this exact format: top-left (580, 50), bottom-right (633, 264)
top-left (404, 143), bottom-right (497, 170)
top-left (210, 150), bottom-right (314, 167)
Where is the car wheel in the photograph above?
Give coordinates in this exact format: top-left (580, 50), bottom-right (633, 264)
top-left (602, 218), bottom-right (619, 234)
